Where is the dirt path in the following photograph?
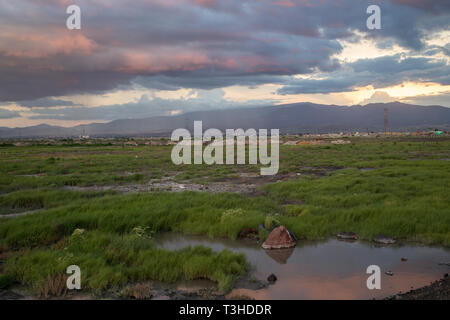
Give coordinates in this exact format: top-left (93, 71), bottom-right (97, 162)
top-left (62, 172), bottom-right (301, 195)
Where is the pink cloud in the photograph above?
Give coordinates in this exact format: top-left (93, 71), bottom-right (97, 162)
top-left (0, 28), bottom-right (98, 59)
top-left (193, 0), bottom-right (216, 7)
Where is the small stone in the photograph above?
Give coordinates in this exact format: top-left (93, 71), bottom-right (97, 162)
top-left (267, 274), bottom-right (277, 283)
top-left (373, 234), bottom-right (396, 244)
top-left (401, 257), bottom-right (408, 262)
top-left (385, 271), bottom-right (394, 276)
top-left (238, 227), bottom-right (258, 239)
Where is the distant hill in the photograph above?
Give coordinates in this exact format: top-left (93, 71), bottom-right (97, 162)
top-left (1, 102), bottom-right (449, 138)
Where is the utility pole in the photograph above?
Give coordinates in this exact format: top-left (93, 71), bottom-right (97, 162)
top-left (185, 117), bottom-right (189, 134)
top-left (384, 108), bottom-right (389, 134)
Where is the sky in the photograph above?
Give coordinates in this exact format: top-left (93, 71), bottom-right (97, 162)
top-left (0, 0), bottom-right (449, 128)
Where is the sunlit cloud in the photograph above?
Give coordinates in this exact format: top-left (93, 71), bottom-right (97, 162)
top-left (333, 31), bottom-right (405, 63)
top-left (383, 82), bottom-right (450, 99)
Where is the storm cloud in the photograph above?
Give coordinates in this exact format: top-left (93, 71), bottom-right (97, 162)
top-left (1, 0), bottom-right (449, 101)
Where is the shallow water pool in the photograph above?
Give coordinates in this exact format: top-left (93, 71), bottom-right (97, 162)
top-left (156, 233), bottom-right (450, 299)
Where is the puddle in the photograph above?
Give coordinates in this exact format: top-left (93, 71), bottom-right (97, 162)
top-left (156, 234), bottom-right (450, 300)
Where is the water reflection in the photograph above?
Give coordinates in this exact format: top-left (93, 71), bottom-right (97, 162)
top-left (155, 233), bottom-right (450, 300)
top-left (264, 248), bottom-right (294, 264)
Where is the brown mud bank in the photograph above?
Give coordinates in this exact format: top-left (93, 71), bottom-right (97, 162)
top-left (0, 276), bottom-right (265, 300)
top-left (385, 276), bottom-right (449, 300)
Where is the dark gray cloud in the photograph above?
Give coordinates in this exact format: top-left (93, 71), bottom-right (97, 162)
top-left (351, 55), bottom-right (446, 74)
top-left (0, 59), bottom-right (134, 101)
top-left (27, 90), bottom-right (275, 120)
top-left (277, 78), bottom-right (358, 95)
top-left (18, 97), bottom-right (79, 108)
top-left (277, 55), bottom-right (450, 95)
top-left (133, 74), bottom-right (291, 91)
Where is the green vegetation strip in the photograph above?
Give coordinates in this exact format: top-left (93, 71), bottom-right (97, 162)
top-left (2, 231), bottom-right (247, 294)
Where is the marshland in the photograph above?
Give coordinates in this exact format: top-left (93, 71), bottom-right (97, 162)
top-left (0, 135), bottom-right (449, 299)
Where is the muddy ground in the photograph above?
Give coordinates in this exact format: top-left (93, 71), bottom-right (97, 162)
top-left (62, 166), bottom-right (340, 195)
top-left (386, 275), bottom-right (449, 300)
top-left (0, 274), bottom-right (267, 300)
top-left (3, 275), bottom-right (449, 300)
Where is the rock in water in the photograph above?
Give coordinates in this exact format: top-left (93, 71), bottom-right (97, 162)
top-left (337, 232), bottom-right (358, 240)
top-left (264, 247), bottom-right (294, 264)
top-left (262, 226), bottom-right (296, 249)
top-left (267, 274), bottom-right (277, 283)
top-left (373, 234), bottom-right (396, 244)
top-left (238, 227), bottom-right (258, 239)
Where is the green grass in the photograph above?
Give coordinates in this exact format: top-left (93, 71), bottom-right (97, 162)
top-left (265, 164), bottom-right (450, 244)
top-left (0, 189), bottom-right (116, 215)
top-left (4, 231), bottom-right (248, 294)
top-left (0, 192), bottom-right (275, 247)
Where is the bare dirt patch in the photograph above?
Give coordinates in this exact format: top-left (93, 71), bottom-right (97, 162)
top-left (62, 166), bottom-right (341, 195)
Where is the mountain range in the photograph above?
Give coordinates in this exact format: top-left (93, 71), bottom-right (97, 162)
top-left (1, 102), bottom-right (449, 138)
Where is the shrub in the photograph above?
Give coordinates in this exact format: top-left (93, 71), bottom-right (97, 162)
top-left (36, 274), bottom-right (68, 299)
top-left (264, 214), bottom-right (280, 230)
top-left (0, 274), bottom-right (14, 289)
